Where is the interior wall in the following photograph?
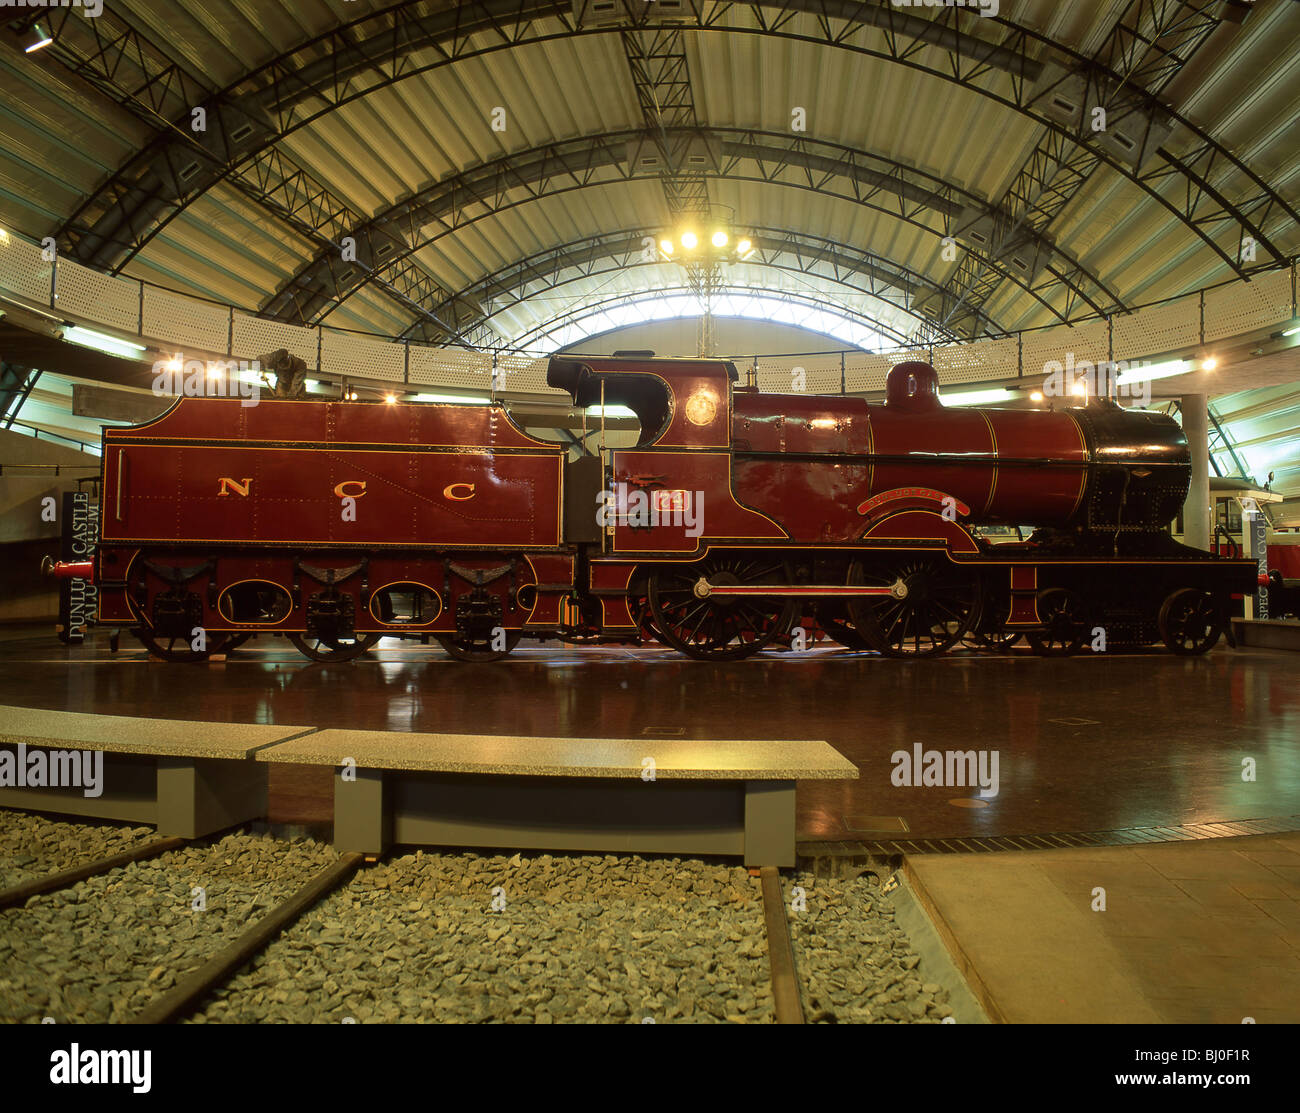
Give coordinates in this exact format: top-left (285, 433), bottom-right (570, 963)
top-left (0, 430), bottom-right (100, 622)
top-left (560, 317), bottom-right (857, 358)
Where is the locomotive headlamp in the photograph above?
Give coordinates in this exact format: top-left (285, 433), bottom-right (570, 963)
top-left (680, 231), bottom-right (698, 250)
top-left (711, 231), bottom-right (728, 248)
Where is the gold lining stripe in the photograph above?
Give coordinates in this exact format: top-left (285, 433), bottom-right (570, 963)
top-left (979, 411), bottom-right (999, 516)
top-left (1065, 412), bottom-right (1089, 519)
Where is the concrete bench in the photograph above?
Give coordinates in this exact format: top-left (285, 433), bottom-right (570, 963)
top-left (0, 706), bottom-right (311, 837)
top-left (258, 731), bottom-right (858, 867)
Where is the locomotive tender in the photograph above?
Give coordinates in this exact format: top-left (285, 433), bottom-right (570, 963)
top-left (75, 354), bottom-right (1256, 661)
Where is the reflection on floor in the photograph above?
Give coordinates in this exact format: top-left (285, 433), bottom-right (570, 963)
top-left (3, 626), bottom-right (1296, 843)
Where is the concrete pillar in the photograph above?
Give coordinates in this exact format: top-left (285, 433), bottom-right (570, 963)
top-left (1181, 393), bottom-right (1211, 551)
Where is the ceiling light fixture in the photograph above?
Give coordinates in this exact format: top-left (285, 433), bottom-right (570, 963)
top-left (711, 230), bottom-right (728, 247)
top-left (62, 325), bottom-right (148, 359)
top-left (680, 231), bottom-right (698, 250)
top-left (24, 23), bottom-right (54, 53)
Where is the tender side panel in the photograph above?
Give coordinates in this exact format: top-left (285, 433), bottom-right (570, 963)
top-left (124, 397), bottom-right (550, 451)
top-left (103, 442), bottom-right (562, 548)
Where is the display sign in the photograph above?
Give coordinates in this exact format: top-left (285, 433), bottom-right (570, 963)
top-left (57, 490), bottom-right (99, 644)
top-left (1251, 509), bottom-right (1268, 619)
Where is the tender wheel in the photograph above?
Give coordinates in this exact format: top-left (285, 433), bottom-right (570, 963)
top-left (1026, 588), bottom-right (1089, 657)
top-left (134, 629), bottom-right (229, 662)
top-left (648, 556), bottom-right (795, 661)
top-left (288, 632), bottom-right (382, 662)
top-left (1158, 588), bottom-right (1224, 655)
top-left (846, 558), bottom-right (977, 658)
top-left (436, 630), bottom-right (522, 662)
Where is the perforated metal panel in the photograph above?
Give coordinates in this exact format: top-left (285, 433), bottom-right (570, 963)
top-left (231, 314), bottom-right (318, 368)
top-left (495, 354), bottom-right (551, 393)
top-left (933, 336), bottom-right (1019, 383)
top-left (0, 233), bottom-right (54, 305)
top-left (55, 260), bottom-right (141, 333)
top-left (1020, 320), bottom-right (1103, 382)
top-left (1112, 295), bottom-right (1200, 361)
top-left (842, 354), bottom-right (896, 393)
top-left (1204, 267), bottom-right (1294, 341)
top-left (143, 287), bottom-right (230, 354)
top-left (407, 346), bottom-right (493, 389)
top-left (321, 330), bottom-right (405, 382)
top-left (754, 354), bottom-right (843, 395)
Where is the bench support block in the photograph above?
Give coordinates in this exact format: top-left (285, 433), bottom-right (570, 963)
top-left (156, 757), bottom-right (266, 838)
top-left (332, 772), bottom-right (798, 866)
top-left (0, 745), bottom-right (266, 838)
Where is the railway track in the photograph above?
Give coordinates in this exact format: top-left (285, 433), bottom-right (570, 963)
top-left (0, 815), bottom-right (948, 1023)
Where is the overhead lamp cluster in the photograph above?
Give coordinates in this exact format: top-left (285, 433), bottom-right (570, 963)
top-left (658, 228), bottom-right (756, 261)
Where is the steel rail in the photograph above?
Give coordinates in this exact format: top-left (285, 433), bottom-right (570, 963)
top-left (129, 851), bottom-right (365, 1024)
top-left (0, 836), bottom-right (187, 911)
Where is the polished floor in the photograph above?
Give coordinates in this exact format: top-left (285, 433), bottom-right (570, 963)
top-left (1, 626), bottom-right (1296, 841)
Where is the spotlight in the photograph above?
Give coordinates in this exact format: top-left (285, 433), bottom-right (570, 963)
top-left (1203, 357), bottom-right (1217, 371)
top-left (711, 230), bottom-right (728, 248)
top-left (385, 393), bottom-right (397, 404)
top-left (24, 23), bottom-right (54, 54)
top-left (659, 239), bottom-right (673, 256)
top-left (1030, 391), bottom-right (1044, 402)
top-left (1071, 382), bottom-right (1087, 397)
top-left (680, 231), bottom-right (698, 250)
top-left (207, 363), bottom-right (224, 379)
top-left (164, 355), bottom-right (182, 372)
top-left (736, 238), bottom-right (752, 255)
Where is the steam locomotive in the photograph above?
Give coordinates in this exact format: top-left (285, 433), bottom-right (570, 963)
top-left (56, 354), bottom-right (1257, 661)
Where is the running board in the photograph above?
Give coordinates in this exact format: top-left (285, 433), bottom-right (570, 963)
top-left (695, 582), bottom-right (907, 599)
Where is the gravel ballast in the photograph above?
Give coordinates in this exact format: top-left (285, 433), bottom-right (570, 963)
top-left (194, 850), bottom-right (773, 1024)
top-left (0, 811), bottom-right (156, 890)
top-left (1, 813), bottom-right (955, 1024)
top-left (0, 822), bottom-right (337, 1024)
top-left (784, 870), bottom-right (953, 1023)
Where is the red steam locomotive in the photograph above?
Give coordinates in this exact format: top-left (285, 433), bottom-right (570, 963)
top-left (62, 354), bottom-right (1257, 661)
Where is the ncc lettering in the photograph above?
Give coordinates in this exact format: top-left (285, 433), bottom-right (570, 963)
top-left (217, 478), bottom-right (477, 501)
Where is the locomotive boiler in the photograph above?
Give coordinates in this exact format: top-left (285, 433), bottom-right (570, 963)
top-left (60, 354), bottom-right (1257, 662)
